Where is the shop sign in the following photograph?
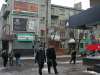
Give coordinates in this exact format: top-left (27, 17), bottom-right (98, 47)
top-left (14, 1), bottom-right (38, 12)
top-left (16, 33), bottom-right (34, 42)
top-left (85, 44), bottom-right (100, 51)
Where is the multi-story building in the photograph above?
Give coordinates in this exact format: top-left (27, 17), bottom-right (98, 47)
top-left (74, 2), bottom-right (82, 10)
top-left (1, 0), bottom-right (51, 55)
top-left (74, 0), bottom-right (90, 10)
top-left (1, 0), bottom-right (82, 55)
top-left (50, 4), bottom-right (82, 54)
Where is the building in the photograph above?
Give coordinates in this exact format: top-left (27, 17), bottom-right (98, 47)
top-left (74, 2), bottom-right (82, 10)
top-left (50, 4), bottom-right (82, 54)
top-left (90, 0), bottom-right (100, 7)
top-left (1, 0), bottom-right (51, 56)
top-left (1, 0), bottom-right (82, 55)
top-left (74, 0), bottom-right (90, 10)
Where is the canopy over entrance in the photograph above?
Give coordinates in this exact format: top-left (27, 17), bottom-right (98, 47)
top-left (68, 5), bottom-right (100, 29)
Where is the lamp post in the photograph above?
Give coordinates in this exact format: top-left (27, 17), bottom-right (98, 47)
top-left (45, 0), bottom-right (49, 48)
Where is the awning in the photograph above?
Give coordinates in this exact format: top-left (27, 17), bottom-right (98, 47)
top-left (85, 44), bottom-right (100, 51)
top-left (69, 5), bottom-right (100, 29)
top-left (68, 38), bottom-right (75, 43)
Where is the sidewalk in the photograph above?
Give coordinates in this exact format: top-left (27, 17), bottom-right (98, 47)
top-left (19, 55), bottom-right (82, 65)
top-left (0, 56), bottom-right (98, 75)
top-left (20, 55), bottom-right (81, 60)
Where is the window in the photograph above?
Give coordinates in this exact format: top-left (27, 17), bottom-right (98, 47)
top-left (59, 8), bottom-right (65, 15)
top-left (13, 18), bottom-right (27, 31)
top-left (40, 5), bottom-right (46, 16)
top-left (15, 0), bottom-right (35, 3)
top-left (40, 17), bottom-right (45, 24)
top-left (40, 30), bottom-right (45, 36)
top-left (59, 20), bottom-right (66, 26)
top-left (70, 10), bottom-right (75, 16)
top-left (60, 32), bottom-right (65, 39)
top-left (65, 9), bottom-right (70, 19)
top-left (80, 43), bottom-right (83, 48)
top-left (51, 8), bottom-right (55, 14)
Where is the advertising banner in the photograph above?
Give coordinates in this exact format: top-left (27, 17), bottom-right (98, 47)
top-left (14, 1), bottom-right (38, 12)
top-left (85, 44), bottom-right (100, 51)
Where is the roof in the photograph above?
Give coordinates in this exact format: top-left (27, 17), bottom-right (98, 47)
top-left (51, 4), bottom-right (82, 11)
top-left (68, 5), bottom-right (100, 29)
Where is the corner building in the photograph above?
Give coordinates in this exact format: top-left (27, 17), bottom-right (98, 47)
top-left (1, 0), bottom-right (51, 56)
top-left (1, 0), bottom-right (82, 55)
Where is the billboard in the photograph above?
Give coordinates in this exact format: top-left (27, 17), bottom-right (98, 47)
top-left (16, 33), bottom-right (34, 42)
top-left (13, 18), bottom-right (27, 31)
top-left (14, 1), bottom-right (38, 12)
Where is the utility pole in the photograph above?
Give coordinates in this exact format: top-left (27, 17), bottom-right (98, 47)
top-left (45, 0), bottom-right (48, 48)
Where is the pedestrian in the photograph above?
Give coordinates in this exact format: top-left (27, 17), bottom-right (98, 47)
top-left (35, 45), bottom-right (46, 75)
top-left (32, 46), bottom-right (35, 56)
top-left (14, 52), bottom-right (21, 65)
top-left (70, 51), bottom-right (77, 64)
top-left (46, 45), bottom-right (58, 74)
top-left (1, 50), bottom-right (8, 67)
top-left (9, 50), bottom-right (14, 66)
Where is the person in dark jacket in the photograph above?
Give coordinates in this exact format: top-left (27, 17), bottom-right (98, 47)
top-left (14, 52), bottom-right (21, 65)
top-left (1, 50), bottom-right (8, 67)
top-left (46, 45), bottom-right (58, 74)
top-left (35, 46), bottom-right (46, 75)
top-left (70, 51), bottom-right (77, 64)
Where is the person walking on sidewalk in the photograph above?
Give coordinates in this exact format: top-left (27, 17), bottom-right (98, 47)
top-left (9, 50), bottom-right (14, 66)
top-left (35, 45), bottom-right (46, 75)
top-left (1, 50), bottom-right (8, 67)
top-left (46, 45), bottom-right (58, 74)
top-left (14, 52), bottom-right (21, 65)
top-left (70, 51), bottom-right (77, 64)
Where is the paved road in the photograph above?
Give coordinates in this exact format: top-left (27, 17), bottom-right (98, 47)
top-left (0, 59), bottom-right (96, 75)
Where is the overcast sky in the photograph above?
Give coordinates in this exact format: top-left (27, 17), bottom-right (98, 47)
top-left (52, 0), bottom-right (90, 9)
top-left (0, 0), bottom-right (90, 10)
top-left (0, 0), bottom-right (4, 10)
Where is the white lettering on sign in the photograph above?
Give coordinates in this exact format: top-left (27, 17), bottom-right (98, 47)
top-left (18, 36), bottom-right (33, 40)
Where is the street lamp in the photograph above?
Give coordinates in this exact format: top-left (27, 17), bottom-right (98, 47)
top-left (45, 0), bottom-right (49, 48)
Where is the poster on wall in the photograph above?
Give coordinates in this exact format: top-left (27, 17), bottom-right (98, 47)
top-left (13, 18), bottom-right (27, 31)
top-left (28, 20), bottom-right (35, 31)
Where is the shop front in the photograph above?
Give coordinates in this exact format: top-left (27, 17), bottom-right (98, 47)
top-left (13, 33), bottom-right (35, 56)
top-left (68, 5), bottom-right (100, 68)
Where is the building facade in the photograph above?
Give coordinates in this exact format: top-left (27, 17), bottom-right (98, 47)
top-left (1, 0), bottom-right (82, 55)
top-left (1, 0), bottom-right (51, 55)
top-left (74, 2), bottom-right (82, 10)
top-left (50, 4), bottom-right (82, 54)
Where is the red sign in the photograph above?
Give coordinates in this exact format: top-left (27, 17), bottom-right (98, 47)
top-left (14, 1), bottom-right (38, 12)
top-left (85, 44), bottom-right (100, 51)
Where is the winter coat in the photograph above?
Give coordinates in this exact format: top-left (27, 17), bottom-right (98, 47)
top-left (71, 51), bottom-right (76, 59)
top-left (46, 48), bottom-right (57, 66)
top-left (14, 52), bottom-right (21, 58)
top-left (35, 48), bottom-right (46, 64)
top-left (1, 51), bottom-right (8, 60)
